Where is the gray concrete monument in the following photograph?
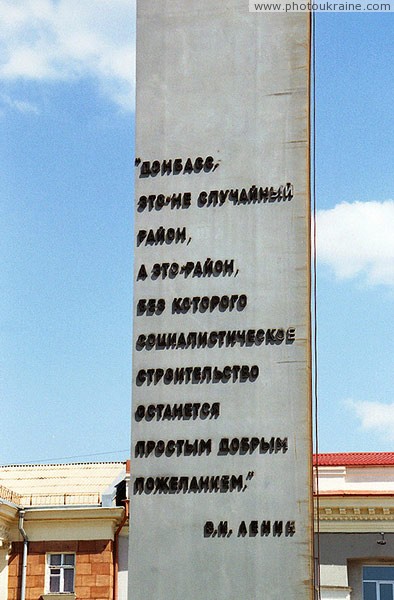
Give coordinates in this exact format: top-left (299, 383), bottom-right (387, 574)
top-left (130, 2), bottom-right (313, 598)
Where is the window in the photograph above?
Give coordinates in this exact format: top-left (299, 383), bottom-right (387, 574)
top-left (363, 566), bottom-right (394, 600)
top-left (46, 553), bottom-right (75, 593)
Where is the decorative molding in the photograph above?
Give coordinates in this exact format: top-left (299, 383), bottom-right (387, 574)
top-left (0, 484), bottom-right (21, 505)
top-left (318, 505), bottom-right (394, 521)
top-left (320, 586), bottom-right (352, 591)
top-left (315, 496), bottom-right (394, 529)
top-left (0, 524), bottom-right (10, 542)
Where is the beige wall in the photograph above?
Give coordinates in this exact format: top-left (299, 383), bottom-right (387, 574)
top-left (21, 507), bottom-right (123, 541)
top-left (0, 548), bottom-right (8, 599)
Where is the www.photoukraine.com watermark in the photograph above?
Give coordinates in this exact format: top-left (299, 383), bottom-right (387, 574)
top-left (249, 0), bottom-right (393, 10)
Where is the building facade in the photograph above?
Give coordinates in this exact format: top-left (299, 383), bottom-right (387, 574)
top-left (316, 453), bottom-right (394, 600)
top-left (1, 454), bottom-right (393, 599)
top-left (0, 462), bottom-right (129, 600)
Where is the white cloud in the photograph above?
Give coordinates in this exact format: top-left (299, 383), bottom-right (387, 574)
top-left (0, 93), bottom-right (39, 114)
top-left (0, 0), bottom-right (135, 110)
top-left (347, 399), bottom-right (394, 441)
top-left (317, 200), bottom-right (394, 287)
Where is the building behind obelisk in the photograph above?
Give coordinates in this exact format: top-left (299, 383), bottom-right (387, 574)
top-left (130, 2), bottom-right (313, 598)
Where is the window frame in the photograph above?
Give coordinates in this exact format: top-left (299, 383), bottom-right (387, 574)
top-left (45, 552), bottom-right (76, 594)
top-left (363, 565), bottom-right (394, 600)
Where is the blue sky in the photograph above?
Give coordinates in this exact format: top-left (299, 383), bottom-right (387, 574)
top-left (314, 13), bottom-right (394, 452)
top-left (1, 3), bottom-right (393, 464)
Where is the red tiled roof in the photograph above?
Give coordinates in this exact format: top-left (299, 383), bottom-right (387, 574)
top-left (314, 453), bottom-right (394, 467)
top-left (317, 490), bottom-right (394, 496)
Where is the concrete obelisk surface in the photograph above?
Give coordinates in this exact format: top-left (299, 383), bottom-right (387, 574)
top-left (130, 2), bottom-right (313, 598)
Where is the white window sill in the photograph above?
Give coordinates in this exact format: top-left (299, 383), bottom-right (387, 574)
top-left (41, 594), bottom-right (76, 600)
